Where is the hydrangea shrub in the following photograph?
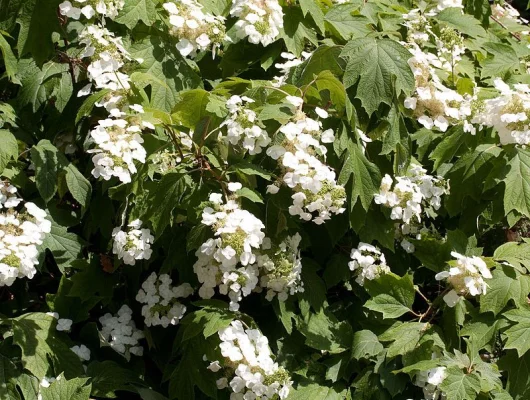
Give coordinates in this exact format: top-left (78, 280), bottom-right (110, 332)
top-left (1, 0), bottom-right (530, 399)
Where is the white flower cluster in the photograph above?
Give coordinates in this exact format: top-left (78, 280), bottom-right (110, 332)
top-left (47, 312), bottom-right (73, 332)
top-left (59, 0), bottom-right (124, 20)
top-left (194, 193), bottom-right (265, 311)
top-left (221, 95), bottom-right (271, 155)
top-left (70, 344), bottom-right (91, 361)
top-left (256, 233), bottom-right (304, 301)
top-left (62, 6), bottom-right (155, 184)
top-left (209, 320), bottom-right (292, 399)
top-left (402, 13), bottom-right (473, 133)
top-left (471, 79), bottom-right (530, 146)
top-left (266, 111), bottom-right (346, 224)
top-left (88, 108), bottom-right (153, 183)
top-left (112, 219), bottom-right (154, 266)
top-left (435, 251), bottom-right (492, 307)
top-left (136, 272), bottom-right (194, 327)
top-left (348, 242), bottom-right (390, 285)
top-left (230, 0), bottom-right (283, 46)
top-left (272, 51), bottom-right (312, 87)
top-left (374, 164), bottom-right (448, 253)
top-left (0, 183), bottom-right (51, 287)
top-left (99, 304), bottom-right (144, 358)
top-left (415, 365), bottom-right (447, 400)
top-left (163, 0), bottom-right (227, 58)
top-left (78, 24), bottom-right (131, 93)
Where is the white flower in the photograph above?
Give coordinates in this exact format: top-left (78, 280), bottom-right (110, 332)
top-left (99, 305), bottom-right (144, 359)
top-left (228, 182), bottom-right (243, 192)
top-left (211, 321), bottom-right (292, 399)
top-left (349, 242), bottom-right (390, 285)
top-left (231, 0), bottom-right (283, 46)
top-left (112, 220), bottom-right (154, 265)
top-left (315, 107), bottom-right (329, 118)
top-left (285, 96), bottom-right (303, 107)
top-left (136, 272), bottom-right (193, 327)
top-left (56, 318), bottom-right (73, 332)
top-left (436, 252), bottom-right (491, 305)
top-left (70, 345), bottom-right (91, 361)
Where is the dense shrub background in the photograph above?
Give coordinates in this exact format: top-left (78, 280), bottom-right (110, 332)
top-left (1, 0), bottom-right (530, 399)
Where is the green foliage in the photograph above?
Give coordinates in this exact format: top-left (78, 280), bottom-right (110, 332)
top-left (2, 0), bottom-right (530, 399)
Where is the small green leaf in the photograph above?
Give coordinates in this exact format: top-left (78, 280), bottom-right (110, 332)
top-left (438, 367), bottom-right (481, 400)
top-left (364, 273), bottom-right (415, 318)
top-left (65, 164), bottom-right (92, 209)
top-left (30, 140), bottom-right (60, 202)
top-left (351, 330), bottom-right (383, 360)
top-left (115, 0), bottom-right (157, 29)
top-left (0, 129), bottom-right (18, 174)
top-left (504, 148), bottom-right (530, 218)
top-left (436, 8), bottom-right (487, 38)
top-left (503, 306), bottom-right (530, 357)
top-left (479, 266), bottom-right (530, 315)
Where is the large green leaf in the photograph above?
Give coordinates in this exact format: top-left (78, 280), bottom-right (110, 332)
top-left (479, 266), bottom-right (530, 315)
top-left (438, 367), bottom-right (481, 400)
top-left (12, 313), bottom-right (83, 380)
top-left (503, 306), bottom-right (530, 357)
top-left (504, 148), bottom-right (530, 218)
top-left (40, 374), bottom-right (91, 400)
top-left (30, 140), bottom-right (60, 202)
top-left (115, 0), bottom-right (158, 29)
top-left (340, 37), bottom-right (414, 115)
top-left (436, 8), bottom-right (487, 38)
top-left (0, 129), bottom-right (18, 174)
top-left (0, 33), bottom-right (20, 84)
top-left (324, 4), bottom-right (372, 42)
top-left (40, 221), bottom-right (86, 270)
top-left (351, 330), bottom-right (384, 360)
top-left (364, 273), bottom-right (415, 318)
top-left (129, 35), bottom-right (202, 111)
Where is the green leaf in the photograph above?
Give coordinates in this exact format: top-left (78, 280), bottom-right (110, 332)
top-left (40, 221), bottom-right (86, 270)
top-left (429, 125), bottom-right (468, 171)
top-left (129, 36), bottom-right (202, 111)
top-left (171, 89), bottom-right (211, 128)
top-left (40, 374), bottom-right (91, 400)
top-left (324, 4), bottom-right (372, 42)
top-left (115, 0), bottom-right (157, 29)
top-left (65, 164), bottom-right (92, 209)
top-left (0, 33), bottom-right (20, 84)
top-left (0, 355), bottom-right (22, 400)
top-left (503, 306), bottom-right (530, 357)
top-left (351, 330), bottom-right (384, 360)
top-left (30, 140), bottom-right (60, 202)
top-left (364, 273), bottom-right (415, 318)
top-left (280, 7), bottom-right (318, 56)
top-left (298, 0), bottom-right (325, 33)
top-left (504, 148), bottom-right (530, 218)
top-left (86, 361), bottom-right (141, 398)
top-left (314, 70), bottom-right (346, 112)
top-left (12, 313), bottom-right (83, 379)
top-left (438, 367), bottom-right (481, 400)
top-left (298, 310), bottom-right (353, 353)
top-left (479, 266), bottom-right (530, 315)
top-left (379, 322), bottom-right (427, 359)
top-left (498, 350), bottom-right (530, 399)
top-left (16, 0), bottom-right (61, 65)
top-left (229, 162), bottom-right (272, 180)
top-left (340, 37), bottom-right (414, 115)
top-left (146, 172), bottom-right (191, 236)
top-left (436, 8), bottom-right (487, 38)
top-left (75, 89), bottom-right (111, 124)
top-left (235, 187), bottom-right (263, 203)
top-left (481, 43), bottom-right (521, 78)
top-left (338, 141), bottom-right (381, 210)
top-left (494, 242), bottom-right (530, 273)
top-left (17, 59), bottom-right (69, 112)
top-left (0, 129), bottom-right (18, 174)
top-left (293, 45), bottom-right (345, 86)
top-left (288, 381), bottom-right (348, 400)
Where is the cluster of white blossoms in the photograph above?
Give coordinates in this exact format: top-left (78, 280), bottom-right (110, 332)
top-left (194, 192), bottom-right (265, 311)
top-left (208, 320), bottom-right (292, 399)
top-left (99, 305), bottom-right (144, 358)
top-left (163, 0), bottom-right (227, 58)
top-left (374, 164), bottom-right (449, 253)
top-left (256, 233), bottom-right (304, 301)
top-left (402, 12), bottom-right (473, 133)
top-left (136, 272), bottom-right (194, 327)
top-left (59, 0), bottom-right (124, 20)
top-left (112, 219), bottom-right (154, 266)
top-left (272, 51), bottom-right (312, 87)
top-left (266, 109), bottom-right (346, 224)
top-left (414, 364), bottom-right (447, 400)
top-left (47, 312), bottom-right (73, 332)
top-left (348, 242), bottom-right (390, 286)
top-left (0, 183), bottom-right (51, 287)
top-left (221, 96), bottom-right (271, 155)
top-left (471, 79), bottom-right (530, 146)
top-left (230, 0), bottom-right (283, 46)
top-left (70, 344), bottom-right (91, 362)
top-left (435, 251), bottom-right (492, 307)
top-left (88, 106), bottom-right (153, 183)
